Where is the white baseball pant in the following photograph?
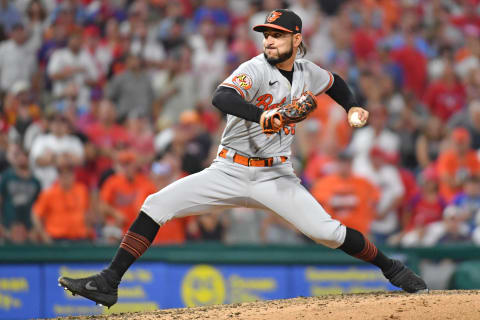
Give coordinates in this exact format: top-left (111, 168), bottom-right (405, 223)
top-left (141, 149), bottom-right (346, 248)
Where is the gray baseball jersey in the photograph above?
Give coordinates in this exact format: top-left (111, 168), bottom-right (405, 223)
top-left (219, 54), bottom-right (333, 157)
top-left (141, 54), bottom-right (346, 249)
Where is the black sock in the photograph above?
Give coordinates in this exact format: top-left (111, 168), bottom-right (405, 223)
top-left (338, 227), bottom-right (393, 273)
top-left (106, 211), bottom-right (160, 282)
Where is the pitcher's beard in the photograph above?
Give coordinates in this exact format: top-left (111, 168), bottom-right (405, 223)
top-left (264, 47), bottom-right (294, 65)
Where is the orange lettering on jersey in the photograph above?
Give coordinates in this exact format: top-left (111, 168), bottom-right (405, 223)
top-left (269, 97), bottom-right (287, 110)
top-left (267, 11), bottom-right (282, 23)
top-left (256, 94), bottom-right (273, 109)
top-left (257, 95), bottom-right (290, 111)
top-left (256, 95), bottom-right (297, 135)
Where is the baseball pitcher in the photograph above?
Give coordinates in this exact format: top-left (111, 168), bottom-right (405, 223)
top-left (59, 9), bottom-right (427, 308)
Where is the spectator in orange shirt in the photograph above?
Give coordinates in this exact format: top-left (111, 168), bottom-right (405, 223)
top-left (310, 94), bottom-right (352, 150)
top-left (437, 127), bottom-right (480, 201)
top-left (99, 149), bottom-right (152, 242)
top-left (32, 154), bottom-right (90, 243)
top-left (312, 151), bottom-right (379, 235)
top-left (301, 119), bottom-right (341, 189)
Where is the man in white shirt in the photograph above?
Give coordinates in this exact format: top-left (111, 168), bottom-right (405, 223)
top-left (47, 31), bottom-right (98, 108)
top-left (0, 23), bottom-right (38, 93)
top-left (30, 112), bottom-right (84, 189)
top-left (82, 26), bottom-right (112, 83)
top-left (349, 103), bottom-right (400, 178)
top-left (360, 147), bottom-right (405, 243)
top-left (130, 22), bottom-right (165, 71)
top-left (189, 19), bottom-right (227, 106)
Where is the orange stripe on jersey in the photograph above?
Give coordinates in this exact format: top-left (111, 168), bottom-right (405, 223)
top-left (315, 71), bottom-right (334, 95)
top-left (221, 83), bottom-right (245, 99)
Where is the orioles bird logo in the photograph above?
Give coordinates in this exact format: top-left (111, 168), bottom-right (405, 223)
top-left (267, 11), bottom-right (282, 23)
top-left (233, 74), bottom-right (252, 90)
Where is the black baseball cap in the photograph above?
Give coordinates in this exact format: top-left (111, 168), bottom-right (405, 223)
top-left (253, 9), bottom-right (302, 34)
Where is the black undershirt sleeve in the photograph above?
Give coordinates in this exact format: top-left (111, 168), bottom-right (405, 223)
top-left (325, 73), bottom-right (359, 113)
top-left (212, 86), bottom-right (263, 123)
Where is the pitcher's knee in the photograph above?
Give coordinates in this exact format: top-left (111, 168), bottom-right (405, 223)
top-left (140, 192), bottom-right (174, 225)
top-left (309, 223), bottom-right (347, 249)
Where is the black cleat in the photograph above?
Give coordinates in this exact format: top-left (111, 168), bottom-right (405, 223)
top-left (58, 269), bottom-right (119, 308)
top-left (383, 259), bottom-right (428, 293)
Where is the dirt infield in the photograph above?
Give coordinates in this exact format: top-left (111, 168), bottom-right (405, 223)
top-left (55, 290), bottom-right (480, 320)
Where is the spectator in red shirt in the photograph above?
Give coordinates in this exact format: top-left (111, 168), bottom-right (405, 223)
top-left (397, 165), bottom-right (420, 230)
top-left (423, 59), bottom-right (466, 122)
top-left (229, 23), bottom-right (259, 63)
top-left (390, 30), bottom-right (427, 98)
top-left (352, 9), bottom-right (382, 62)
top-left (86, 99), bottom-right (129, 180)
top-left (125, 110), bottom-right (154, 168)
top-left (394, 166), bottom-right (446, 247)
top-left (406, 167), bottom-right (446, 230)
top-left (450, 0), bottom-right (480, 33)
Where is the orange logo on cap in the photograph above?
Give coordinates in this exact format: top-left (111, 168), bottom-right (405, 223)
top-left (267, 11), bottom-right (282, 23)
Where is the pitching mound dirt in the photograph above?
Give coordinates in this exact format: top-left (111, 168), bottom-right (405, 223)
top-left (53, 290), bottom-right (480, 320)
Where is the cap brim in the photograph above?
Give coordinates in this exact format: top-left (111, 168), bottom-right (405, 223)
top-left (253, 24), bottom-right (292, 33)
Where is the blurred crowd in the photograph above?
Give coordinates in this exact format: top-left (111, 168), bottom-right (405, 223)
top-left (0, 0), bottom-right (480, 248)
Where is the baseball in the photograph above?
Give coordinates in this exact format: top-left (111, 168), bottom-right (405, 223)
top-left (350, 111), bottom-right (362, 126)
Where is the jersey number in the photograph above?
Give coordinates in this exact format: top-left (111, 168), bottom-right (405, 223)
top-left (283, 124), bottom-right (296, 135)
